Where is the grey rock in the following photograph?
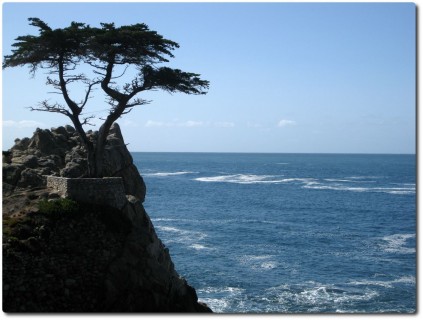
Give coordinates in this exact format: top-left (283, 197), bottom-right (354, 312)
top-left (64, 125), bottom-right (75, 134)
top-left (51, 126), bottom-right (68, 137)
top-left (4, 123), bottom-right (146, 201)
top-left (2, 163), bottom-right (23, 186)
top-left (18, 168), bottom-right (44, 188)
top-left (3, 123), bottom-right (210, 312)
top-left (22, 155), bottom-right (38, 168)
top-left (27, 128), bottom-right (57, 154)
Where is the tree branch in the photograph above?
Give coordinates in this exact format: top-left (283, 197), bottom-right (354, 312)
top-left (81, 115), bottom-right (96, 126)
top-left (29, 100), bottom-right (71, 117)
top-left (101, 60), bottom-right (127, 102)
top-left (80, 79), bottom-right (101, 109)
top-left (58, 56), bottom-right (81, 115)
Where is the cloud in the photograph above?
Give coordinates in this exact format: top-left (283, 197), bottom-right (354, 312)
top-left (145, 120), bottom-right (167, 127)
top-left (214, 121), bottom-right (235, 128)
top-left (145, 120), bottom-right (235, 128)
top-left (145, 120), bottom-right (205, 128)
top-left (277, 119), bottom-right (297, 127)
top-left (180, 121), bottom-right (204, 127)
top-left (3, 120), bottom-right (44, 128)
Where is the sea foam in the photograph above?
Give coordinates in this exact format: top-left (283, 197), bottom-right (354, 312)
top-left (145, 171), bottom-right (198, 177)
top-left (379, 234), bottom-right (416, 254)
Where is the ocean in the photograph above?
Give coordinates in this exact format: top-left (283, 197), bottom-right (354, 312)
top-left (132, 153), bottom-right (416, 313)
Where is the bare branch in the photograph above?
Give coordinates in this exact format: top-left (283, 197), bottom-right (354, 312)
top-left (28, 100), bottom-right (71, 117)
top-left (120, 108), bottom-right (133, 115)
top-left (58, 56), bottom-right (81, 115)
top-left (63, 74), bottom-right (87, 84)
top-left (81, 115), bottom-right (96, 126)
top-left (111, 65), bottom-right (129, 80)
top-left (127, 98), bottom-right (151, 108)
top-left (80, 79), bottom-right (101, 109)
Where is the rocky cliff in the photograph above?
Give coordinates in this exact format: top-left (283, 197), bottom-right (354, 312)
top-left (3, 123), bottom-right (146, 201)
top-left (2, 124), bottom-right (212, 312)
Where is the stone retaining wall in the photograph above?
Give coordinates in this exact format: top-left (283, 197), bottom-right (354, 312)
top-left (46, 176), bottom-right (127, 209)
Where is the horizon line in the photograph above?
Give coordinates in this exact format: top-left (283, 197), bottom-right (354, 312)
top-left (127, 151), bottom-right (416, 156)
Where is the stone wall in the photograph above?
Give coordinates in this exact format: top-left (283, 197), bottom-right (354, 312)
top-left (46, 176), bottom-right (127, 209)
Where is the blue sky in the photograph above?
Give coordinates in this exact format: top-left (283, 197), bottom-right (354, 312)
top-left (2, 2), bottom-right (416, 153)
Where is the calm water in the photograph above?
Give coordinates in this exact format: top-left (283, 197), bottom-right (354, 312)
top-left (132, 153), bottom-right (416, 313)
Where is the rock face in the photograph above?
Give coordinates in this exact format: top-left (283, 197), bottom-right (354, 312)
top-left (3, 123), bottom-right (146, 202)
top-left (104, 196), bottom-right (208, 312)
top-left (2, 124), bottom-right (211, 312)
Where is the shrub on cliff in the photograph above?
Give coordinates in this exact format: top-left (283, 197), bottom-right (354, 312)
top-left (38, 198), bottom-right (79, 217)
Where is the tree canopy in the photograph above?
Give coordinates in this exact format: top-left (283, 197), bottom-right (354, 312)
top-left (3, 18), bottom-right (209, 177)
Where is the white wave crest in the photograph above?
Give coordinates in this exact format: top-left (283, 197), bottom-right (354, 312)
top-left (346, 176), bottom-right (384, 180)
top-left (238, 254), bottom-right (278, 270)
top-left (304, 184), bottom-right (369, 192)
top-left (193, 172), bottom-right (414, 195)
top-left (194, 174), bottom-right (317, 185)
top-left (194, 174), bottom-right (281, 184)
top-left (303, 183), bottom-right (415, 195)
top-left (197, 287), bottom-right (245, 313)
top-left (155, 225), bottom-right (207, 243)
top-left (145, 171), bottom-right (197, 177)
top-left (324, 179), bottom-right (357, 183)
top-left (189, 243), bottom-right (209, 250)
top-left (266, 283), bottom-right (379, 310)
top-left (380, 233), bottom-right (416, 254)
top-left (349, 275), bottom-right (416, 289)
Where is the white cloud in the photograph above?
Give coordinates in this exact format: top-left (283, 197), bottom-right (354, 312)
top-left (3, 120), bottom-right (44, 128)
top-left (145, 120), bottom-right (235, 128)
top-left (180, 121), bottom-right (204, 127)
top-left (145, 120), bottom-right (205, 128)
top-left (145, 120), bottom-right (167, 127)
top-left (277, 119), bottom-right (297, 127)
top-left (214, 121), bottom-right (235, 128)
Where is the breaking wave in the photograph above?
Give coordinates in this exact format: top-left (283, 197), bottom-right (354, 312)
top-left (197, 287), bottom-right (246, 313)
top-left (348, 276), bottom-right (416, 288)
top-left (379, 234), bottom-right (416, 254)
top-left (155, 225), bottom-right (207, 244)
top-left (144, 171), bottom-right (198, 177)
top-left (193, 173), bottom-right (415, 195)
top-left (238, 255), bottom-right (279, 270)
top-left (303, 183), bottom-right (415, 195)
top-left (194, 174), bottom-right (315, 185)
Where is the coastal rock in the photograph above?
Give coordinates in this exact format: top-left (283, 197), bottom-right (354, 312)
top-left (103, 198), bottom-right (211, 312)
top-left (2, 198), bottom-right (211, 312)
top-left (102, 123), bottom-right (146, 202)
top-left (3, 123), bottom-right (146, 202)
top-left (2, 123), bottom-right (209, 312)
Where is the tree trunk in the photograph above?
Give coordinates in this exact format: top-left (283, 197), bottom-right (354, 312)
top-left (68, 116), bottom-right (98, 178)
top-left (93, 121), bottom-right (114, 178)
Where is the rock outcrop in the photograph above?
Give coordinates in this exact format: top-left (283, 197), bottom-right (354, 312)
top-left (2, 124), bottom-right (211, 312)
top-left (3, 123), bottom-right (146, 202)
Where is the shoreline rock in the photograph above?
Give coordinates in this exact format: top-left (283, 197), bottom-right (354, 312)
top-left (2, 124), bottom-right (212, 313)
top-left (3, 123), bottom-right (146, 202)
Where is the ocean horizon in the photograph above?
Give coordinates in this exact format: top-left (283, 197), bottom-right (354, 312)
top-left (129, 151), bottom-right (416, 155)
top-left (132, 152), bottom-right (416, 313)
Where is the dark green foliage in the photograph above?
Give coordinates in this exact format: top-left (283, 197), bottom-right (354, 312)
top-left (3, 17), bottom-right (209, 97)
top-left (3, 18), bottom-right (90, 73)
top-left (38, 198), bottom-right (79, 217)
